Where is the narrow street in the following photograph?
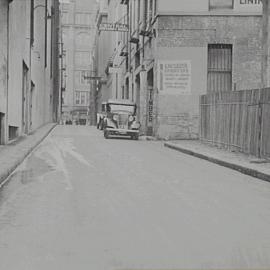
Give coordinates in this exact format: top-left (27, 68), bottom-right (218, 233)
top-left (0, 126), bottom-right (270, 270)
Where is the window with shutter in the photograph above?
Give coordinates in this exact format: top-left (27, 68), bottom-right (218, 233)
top-left (207, 44), bottom-right (232, 92)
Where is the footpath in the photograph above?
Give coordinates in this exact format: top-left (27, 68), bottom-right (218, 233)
top-left (0, 123), bottom-right (56, 187)
top-left (165, 140), bottom-right (270, 183)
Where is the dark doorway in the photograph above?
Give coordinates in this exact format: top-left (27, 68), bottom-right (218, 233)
top-left (135, 74), bottom-right (140, 120)
top-left (22, 62), bottom-right (29, 134)
top-left (30, 81), bottom-right (35, 131)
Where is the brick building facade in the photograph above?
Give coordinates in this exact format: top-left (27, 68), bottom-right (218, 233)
top-left (95, 0), bottom-right (263, 139)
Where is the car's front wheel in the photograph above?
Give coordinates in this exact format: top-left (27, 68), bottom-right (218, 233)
top-left (132, 134), bottom-right (139, 140)
top-left (100, 120), bottom-right (104, 130)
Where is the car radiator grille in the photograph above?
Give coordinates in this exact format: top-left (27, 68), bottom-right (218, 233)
top-left (118, 114), bottom-right (129, 128)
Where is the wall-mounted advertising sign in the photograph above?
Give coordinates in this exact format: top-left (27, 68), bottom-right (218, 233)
top-left (158, 60), bottom-right (191, 95)
top-left (99, 23), bottom-right (128, 32)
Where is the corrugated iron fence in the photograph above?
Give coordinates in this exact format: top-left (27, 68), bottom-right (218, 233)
top-left (200, 88), bottom-right (270, 157)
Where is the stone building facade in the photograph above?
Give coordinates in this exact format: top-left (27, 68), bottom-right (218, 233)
top-left (94, 0), bottom-right (129, 120)
top-left (94, 0), bottom-right (111, 117)
top-left (95, 0), bottom-right (263, 139)
top-left (60, 0), bottom-right (97, 125)
top-left (0, 0), bottom-right (60, 144)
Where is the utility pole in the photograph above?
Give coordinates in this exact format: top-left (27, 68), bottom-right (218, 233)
top-left (258, 0), bottom-right (270, 158)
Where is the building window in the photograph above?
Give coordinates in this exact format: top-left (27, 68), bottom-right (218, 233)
top-left (209, 0), bottom-right (233, 9)
top-left (137, 0), bottom-right (140, 27)
top-left (62, 12), bottom-right (69, 24)
top-left (207, 44), bottom-right (232, 92)
top-left (135, 51), bottom-right (140, 69)
top-left (153, 0), bottom-right (157, 16)
top-left (75, 13), bottom-right (92, 25)
top-left (76, 32), bottom-right (91, 48)
top-left (62, 30), bottom-right (68, 45)
top-left (75, 70), bottom-right (90, 85)
top-left (62, 3), bottom-right (69, 10)
top-left (81, 92), bottom-right (86, 104)
top-left (122, 86), bottom-right (125, 99)
top-left (75, 92), bottom-right (80, 105)
top-left (75, 51), bottom-right (90, 67)
top-left (132, 0), bottom-right (136, 33)
top-left (62, 92), bottom-right (66, 105)
top-left (149, 0), bottom-right (153, 22)
top-left (75, 91), bottom-right (90, 105)
top-left (125, 56), bottom-right (128, 72)
top-left (144, 0), bottom-right (148, 27)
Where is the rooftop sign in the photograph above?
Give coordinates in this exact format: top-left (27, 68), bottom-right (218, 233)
top-left (99, 23), bottom-right (128, 32)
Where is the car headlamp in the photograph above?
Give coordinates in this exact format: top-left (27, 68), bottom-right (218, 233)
top-left (131, 121), bottom-right (140, 129)
top-left (129, 116), bottom-right (134, 122)
top-left (113, 115), bottom-right (118, 121)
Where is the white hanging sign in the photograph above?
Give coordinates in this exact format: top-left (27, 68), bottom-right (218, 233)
top-left (99, 23), bottom-right (128, 32)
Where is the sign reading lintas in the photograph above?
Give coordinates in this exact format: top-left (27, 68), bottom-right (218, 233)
top-left (239, 0), bottom-right (262, 4)
top-left (99, 23), bottom-right (128, 32)
top-left (158, 60), bottom-right (191, 95)
top-left (235, 0), bottom-right (262, 12)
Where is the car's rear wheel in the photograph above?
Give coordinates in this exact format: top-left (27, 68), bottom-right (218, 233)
top-left (104, 130), bottom-right (109, 139)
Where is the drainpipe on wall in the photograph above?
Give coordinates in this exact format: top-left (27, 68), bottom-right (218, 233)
top-left (5, 0), bottom-right (10, 144)
top-left (262, 0), bottom-right (270, 88)
top-left (128, 0), bottom-right (131, 78)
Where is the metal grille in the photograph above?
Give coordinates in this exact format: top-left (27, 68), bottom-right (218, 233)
top-left (118, 114), bottom-right (129, 128)
top-left (207, 44), bottom-right (232, 92)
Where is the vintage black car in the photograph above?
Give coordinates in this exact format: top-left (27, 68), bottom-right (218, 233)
top-left (103, 99), bottom-right (140, 140)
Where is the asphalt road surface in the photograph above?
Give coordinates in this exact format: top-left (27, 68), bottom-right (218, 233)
top-left (0, 126), bottom-right (270, 270)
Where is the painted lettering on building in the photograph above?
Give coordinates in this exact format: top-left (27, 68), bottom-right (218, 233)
top-left (239, 0), bottom-right (262, 4)
top-left (99, 23), bottom-right (128, 32)
top-left (234, 0), bottom-right (262, 12)
top-left (158, 60), bottom-right (191, 95)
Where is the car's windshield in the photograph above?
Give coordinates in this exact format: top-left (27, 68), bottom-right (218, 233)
top-left (108, 104), bottom-right (135, 114)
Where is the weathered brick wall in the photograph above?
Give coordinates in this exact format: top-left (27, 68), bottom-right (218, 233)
top-left (154, 15), bottom-right (262, 139)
